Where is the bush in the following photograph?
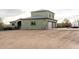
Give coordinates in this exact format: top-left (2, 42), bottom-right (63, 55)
top-left (57, 23), bottom-right (71, 28)
top-left (57, 18), bottom-right (71, 28)
top-left (62, 22), bottom-right (71, 28)
top-left (57, 23), bottom-right (63, 28)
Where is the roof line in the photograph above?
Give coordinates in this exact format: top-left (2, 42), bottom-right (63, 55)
top-left (31, 9), bottom-right (54, 13)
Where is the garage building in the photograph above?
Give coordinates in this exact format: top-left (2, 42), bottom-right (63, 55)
top-left (10, 10), bottom-right (57, 29)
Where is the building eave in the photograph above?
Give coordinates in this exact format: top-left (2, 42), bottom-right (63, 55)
top-left (20, 17), bottom-right (51, 20)
top-left (31, 9), bottom-right (55, 14)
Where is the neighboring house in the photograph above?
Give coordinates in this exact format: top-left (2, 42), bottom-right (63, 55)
top-left (10, 10), bottom-right (57, 29)
top-left (71, 20), bottom-right (79, 28)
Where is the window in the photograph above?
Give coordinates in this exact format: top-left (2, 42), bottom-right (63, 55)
top-left (49, 13), bottom-right (53, 18)
top-left (12, 23), bottom-right (15, 26)
top-left (49, 14), bottom-right (51, 18)
top-left (31, 21), bottom-right (36, 25)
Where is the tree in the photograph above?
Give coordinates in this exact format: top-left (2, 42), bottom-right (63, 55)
top-left (0, 22), bottom-right (4, 30)
top-left (62, 18), bottom-right (71, 27)
top-left (0, 18), bottom-right (4, 30)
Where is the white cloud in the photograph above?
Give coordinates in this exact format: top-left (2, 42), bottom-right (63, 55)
top-left (54, 9), bottom-right (79, 23)
top-left (0, 9), bottom-right (24, 17)
top-left (0, 9), bottom-right (79, 24)
top-left (0, 0), bottom-right (79, 24)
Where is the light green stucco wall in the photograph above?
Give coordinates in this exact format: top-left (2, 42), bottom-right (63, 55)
top-left (31, 11), bottom-right (54, 19)
top-left (21, 19), bottom-right (48, 29)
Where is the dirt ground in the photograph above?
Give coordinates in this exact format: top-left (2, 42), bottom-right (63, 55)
top-left (0, 28), bottom-right (79, 49)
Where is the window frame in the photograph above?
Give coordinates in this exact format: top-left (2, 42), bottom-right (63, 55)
top-left (31, 21), bottom-right (36, 26)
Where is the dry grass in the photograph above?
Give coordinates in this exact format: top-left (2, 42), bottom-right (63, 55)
top-left (0, 29), bottom-right (79, 49)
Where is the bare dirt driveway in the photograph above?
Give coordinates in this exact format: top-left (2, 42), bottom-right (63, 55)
top-left (0, 28), bottom-right (79, 49)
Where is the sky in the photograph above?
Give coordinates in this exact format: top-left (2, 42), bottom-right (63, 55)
top-left (0, 9), bottom-right (79, 24)
top-left (0, 0), bottom-right (79, 24)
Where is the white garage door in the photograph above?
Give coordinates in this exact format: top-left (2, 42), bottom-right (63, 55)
top-left (52, 23), bottom-right (56, 28)
top-left (48, 22), bottom-right (52, 29)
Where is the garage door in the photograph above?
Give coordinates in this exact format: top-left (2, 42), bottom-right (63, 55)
top-left (48, 22), bottom-right (52, 29)
top-left (52, 23), bottom-right (56, 28)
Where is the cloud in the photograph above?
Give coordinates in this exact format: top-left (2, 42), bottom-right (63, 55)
top-left (54, 9), bottom-right (79, 22)
top-left (2, 9), bottom-right (79, 24)
top-left (0, 9), bottom-right (24, 17)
